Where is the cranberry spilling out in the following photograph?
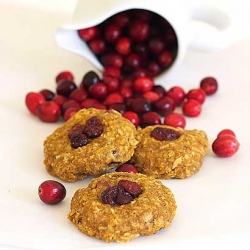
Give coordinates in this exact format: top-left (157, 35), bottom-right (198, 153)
top-left (101, 179), bottom-right (142, 206)
top-left (78, 9), bottom-right (178, 78)
top-left (38, 180), bottom-right (66, 205)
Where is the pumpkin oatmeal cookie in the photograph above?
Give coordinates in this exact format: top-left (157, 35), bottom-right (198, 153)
top-left (68, 172), bottom-right (177, 243)
top-left (131, 125), bottom-right (209, 179)
top-left (43, 108), bottom-right (138, 182)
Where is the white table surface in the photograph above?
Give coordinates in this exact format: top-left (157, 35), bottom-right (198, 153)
top-left (0, 1), bottom-right (250, 250)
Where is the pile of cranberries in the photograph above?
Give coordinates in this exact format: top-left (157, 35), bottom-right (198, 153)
top-left (78, 9), bottom-right (178, 78)
top-left (25, 67), bottom-right (218, 128)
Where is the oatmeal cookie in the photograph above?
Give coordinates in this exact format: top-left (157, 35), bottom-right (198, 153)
top-left (131, 125), bottom-right (209, 179)
top-left (68, 172), bottom-right (177, 243)
top-left (44, 108), bottom-right (138, 182)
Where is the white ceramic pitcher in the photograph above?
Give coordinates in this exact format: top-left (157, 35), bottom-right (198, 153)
top-left (55, 0), bottom-right (232, 77)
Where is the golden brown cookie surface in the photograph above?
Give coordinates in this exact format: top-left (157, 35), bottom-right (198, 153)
top-left (131, 125), bottom-right (209, 179)
top-left (43, 108), bottom-right (138, 182)
top-left (68, 172), bottom-right (177, 243)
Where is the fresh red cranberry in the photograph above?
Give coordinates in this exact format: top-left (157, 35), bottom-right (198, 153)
top-left (103, 93), bottom-right (124, 106)
top-left (113, 11), bottom-right (130, 27)
top-left (182, 99), bottom-right (201, 117)
top-left (212, 134), bottom-right (240, 157)
top-left (56, 80), bottom-right (77, 97)
top-left (115, 163), bottom-right (138, 173)
top-left (152, 85), bottom-right (166, 98)
top-left (101, 52), bottom-right (123, 68)
top-left (69, 88), bottom-right (88, 102)
top-left (125, 53), bottom-right (142, 70)
top-left (133, 68), bottom-right (148, 78)
top-left (25, 92), bottom-right (45, 115)
top-left (61, 99), bottom-right (81, 114)
top-left (78, 26), bottom-right (99, 41)
top-left (103, 76), bottom-right (120, 93)
top-left (122, 111), bottom-right (140, 127)
top-left (88, 38), bottom-right (106, 54)
top-left (104, 23), bottom-right (121, 43)
top-left (148, 36), bottom-right (166, 54)
top-left (147, 61), bottom-right (161, 77)
top-left (142, 91), bottom-right (160, 103)
top-left (80, 71), bottom-right (100, 89)
top-left (140, 111), bottom-right (162, 127)
top-left (126, 97), bottom-right (151, 114)
top-left (119, 86), bottom-right (134, 99)
top-left (36, 101), bottom-right (61, 122)
top-left (55, 71), bottom-right (74, 84)
top-left (38, 180), bottom-right (66, 205)
top-left (39, 89), bottom-right (55, 101)
top-left (133, 76), bottom-right (154, 93)
top-left (108, 102), bottom-right (126, 113)
top-left (186, 88), bottom-right (206, 104)
top-left (133, 42), bottom-right (149, 61)
top-left (63, 107), bottom-right (80, 121)
top-left (120, 78), bottom-right (133, 88)
top-left (164, 113), bottom-right (186, 128)
top-left (103, 66), bottom-right (121, 79)
top-left (53, 95), bottom-right (68, 107)
top-left (88, 102), bottom-right (107, 110)
top-left (129, 20), bottom-right (150, 42)
top-left (217, 129), bottom-right (236, 138)
top-left (166, 86), bottom-right (186, 106)
top-left (153, 96), bottom-right (176, 116)
top-left (133, 9), bottom-right (152, 22)
top-left (158, 50), bottom-right (173, 67)
top-left (200, 77), bottom-right (218, 95)
top-left (165, 28), bottom-right (177, 46)
top-left (88, 82), bottom-right (108, 100)
top-left (115, 37), bottom-right (131, 55)
top-left (80, 98), bottom-right (99, 108)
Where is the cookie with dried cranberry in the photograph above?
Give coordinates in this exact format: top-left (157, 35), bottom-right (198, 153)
top-left (44, 108), bottom-right (138, 182)
top-left (131, 125), bottom-right (209, 179)
top-left (68, 172), bottom-right (177, 243)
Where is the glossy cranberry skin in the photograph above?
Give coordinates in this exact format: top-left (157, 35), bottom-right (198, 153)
top-left (101, 52), bottom-right (123, 68)
top-left (158, 50), bottom-right (173, 67)
top-left (103, 76), bottom-right (120, 93)
top-left (80, 71), bottom-right (100, 89)
top-left (103, 93), bottom-right (124, 106)
top-left (108, 102), bottom-right (126, 113)
top-left (182, 99), bottom-right (201, 117)
top-left (119, 86), bottom-right (133, 99)
top-left (69, 88), bottom-right (88, 102)
top-left (186, 88), bottom-right (206, 104)
top-left (63, 107), bottom-right (80, 121)
top-left (125, 53), bottom-right (142, 71)
top-left (25, 92), bottom-right (45, 114)
top-left (212, 134), bottom-right (240, 157)
top-left (78, 26), bottom-right (99, 41)
top-left (126, 97), bottom-right (151, 114)
top-left (88, 102), bottom-right (107, 110)
top-left (129, 20), bottom-right (150, 42)
top-left (38, 180), bottom-right (66, 205)
top-left (140, 111), bottom-right (162, 127)
top-left (80, 98), bottom-right (99, 108)
top-left (56, 80), bottom-right (77, 97)
top-left (166, 86), bottom-right (186, 106)
top-left (61, 99), bottom-right (81, 114)
top-left (36, 101), bottom-right (61, 122)
top-left (200, 77), bottom-right (218, 95)
top-left (103, 66), bottom-right (121, 79)
top-left (55, 71), bottom-right (74, 84)
top-left (153, 96), bottom-right (176, 115)
top-left (88, 38), bottom-right (106, 54)
top-left (53, 95), bottom-right (67, 107)
top-left (122, 111), bottom-right (140, 127)
top-left (104, 23), bottom-right (121, 43)
top-left (133, 76), bottom-right (154, 93)
top-left (39, 89), bottom-right (55, 101)
top-left (217, 129), bottom-right (236, 138)
top-left (113, 12), bottom-right (130, 27)
top-left (116, 163), bottom-right (138, 173)
top-left (152, 85), bottom-right (166, 98)
top-left (142, 91), bottom-right (160, 103)
top-left (115, 37), bottom-right (131, 55)
top-left (147, 61), bottom-right (161, 77)
top-left (148, 36), bottom-right (166, 54)
top-left (164, 113), bottom-right (186, 128)
top-left (88, 82), bottom-right (108, 100)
